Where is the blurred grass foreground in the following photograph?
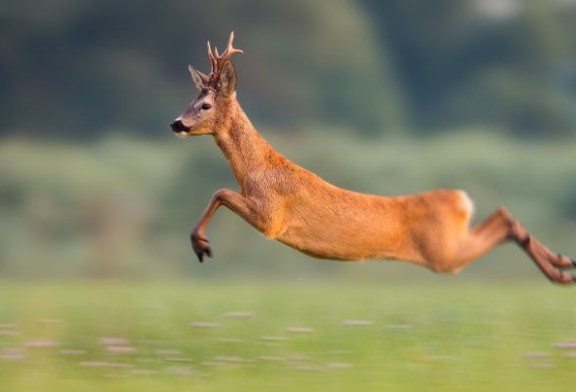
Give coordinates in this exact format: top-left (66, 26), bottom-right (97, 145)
top-left (0, 282), bottom-right (576, 392)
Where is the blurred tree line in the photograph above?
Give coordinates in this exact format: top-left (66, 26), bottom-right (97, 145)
top-left (2, 0), bottom-right (576, 281)
top-left (1, 0), bottom-right (575, 139)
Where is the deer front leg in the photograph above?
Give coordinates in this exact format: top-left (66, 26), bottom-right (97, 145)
top-left (191, 189), bottom-right (262, 262)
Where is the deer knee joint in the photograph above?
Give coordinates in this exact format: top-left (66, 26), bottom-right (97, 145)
top-left (212, 189), bottom-right (232, 203)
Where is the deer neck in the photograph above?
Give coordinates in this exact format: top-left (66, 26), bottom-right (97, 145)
top-left (213, 104), bottom-right (274, 187)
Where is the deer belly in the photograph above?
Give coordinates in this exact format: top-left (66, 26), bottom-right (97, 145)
top-left (276, 217), bottom-right (400, 261)
top-left (273, 189), bottom-right (473, 263)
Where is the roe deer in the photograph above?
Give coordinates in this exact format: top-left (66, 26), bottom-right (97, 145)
top-left (170, 32), bottom-right (576, 284)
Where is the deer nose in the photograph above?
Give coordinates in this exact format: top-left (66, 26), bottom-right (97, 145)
top-left (170, 119), bottom-right (188, 133)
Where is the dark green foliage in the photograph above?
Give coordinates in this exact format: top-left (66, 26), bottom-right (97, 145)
top-left (1, 1), bottom-right (575, 139)
top-left (361, 0), bottom-right (576, 137)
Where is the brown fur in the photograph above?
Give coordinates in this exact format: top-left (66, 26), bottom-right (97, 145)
top-left (171, 33), bottom-right (575, 285)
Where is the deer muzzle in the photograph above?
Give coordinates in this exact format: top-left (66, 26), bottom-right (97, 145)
top-left (170, 119), bottom-right (189, 133)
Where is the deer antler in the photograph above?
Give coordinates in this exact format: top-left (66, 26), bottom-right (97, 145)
top-left (206, 31), bottom-right (244, 90)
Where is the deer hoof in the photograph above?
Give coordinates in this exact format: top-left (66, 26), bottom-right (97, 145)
top-left (555, 253), bottom-right (576, 270)
top-left (195, 247), bottom-right (212, 263)
top-left (191, 233), bottom-right (212, 263)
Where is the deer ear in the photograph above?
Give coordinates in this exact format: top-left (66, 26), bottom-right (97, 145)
top-left (219, 60), bottom-right (237, 96)
top-left (188, 65), bottom-right (209, 90)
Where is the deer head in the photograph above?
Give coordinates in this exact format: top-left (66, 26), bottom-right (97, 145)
top-left (170, 32), bottom-right (244, 137)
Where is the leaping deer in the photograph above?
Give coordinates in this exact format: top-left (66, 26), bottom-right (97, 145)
top-left (170, 32), bottom-right (576, 285)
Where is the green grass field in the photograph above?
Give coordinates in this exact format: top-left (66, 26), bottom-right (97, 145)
top-left (0, 281), bottom-right (575, 391)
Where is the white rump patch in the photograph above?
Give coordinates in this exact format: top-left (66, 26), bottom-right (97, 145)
top-left (458, 190), bottom-right (475, 217)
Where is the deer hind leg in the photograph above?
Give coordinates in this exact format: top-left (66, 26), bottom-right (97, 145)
top-left (522, 236), bottom-right (576, 270)
top-left (448, 208), bottom-right (575, 285)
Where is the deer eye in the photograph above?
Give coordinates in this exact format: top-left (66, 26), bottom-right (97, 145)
top-left (201, 103), bottom-right (212, 111)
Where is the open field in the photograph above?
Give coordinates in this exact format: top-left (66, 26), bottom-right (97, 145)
top-left (0, 281), bottom-right (575, 391)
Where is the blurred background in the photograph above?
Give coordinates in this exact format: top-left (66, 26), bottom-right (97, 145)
top-left (1, 0), bottom-right (576, 282)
